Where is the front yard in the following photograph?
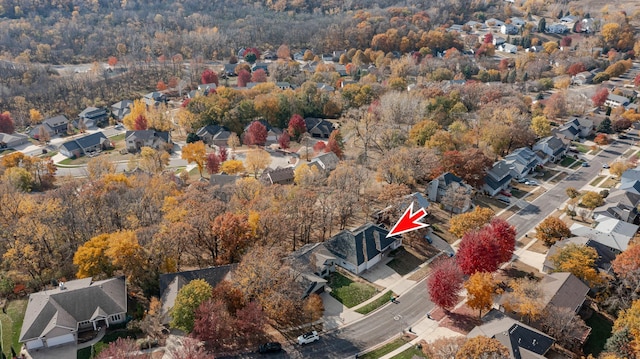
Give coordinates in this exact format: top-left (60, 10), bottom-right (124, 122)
top-left (387, 247), bottom-right (426, 276)
top-left (328, 272), bottom-right (377, 308)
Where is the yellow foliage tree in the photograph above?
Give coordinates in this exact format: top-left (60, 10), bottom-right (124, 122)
top-left (181, 141), bottom-right (206, 177)
top-left (220, 159), bottom-right (245, 175)
top-left (610, 161), bottom-right (632, 178)
top-left (29, 109), bottom-right (43, 125)
top-left (501, 277), bottom-right (545, 323)
top-left (122, 99), bottom-right (148, 130)
top-left (73, 234), bottom-right (114, 279)
top-left (147, 104), bottom-right (172, 132)
top-left (455, 336), bottom-right (509, 359)
top-left (612, 299), bottom-right (640, 352)
top-left (449, 207), bottom-right (495, 238)
top-left (139, 147), bottom-right (170, 173)
top-left (104, 230), bottom-right (145, 280)
top-left (549, 243), bottom-right (602, 286)
top-left (244, 149), bottom-right (271, 178)
top-left (530, 115), bottom-right (551, 138)
top-left (464, 272), bottom-right (498, 318)
top-left (176, 109), bottom-right (200, 134)
top-left (294, 163), bottom-right (322, 187)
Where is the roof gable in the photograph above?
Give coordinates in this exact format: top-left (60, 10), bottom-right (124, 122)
top-left (540, 272), bottom-right (589, 311)
top-left (325, 223), bottom-right (393, 266)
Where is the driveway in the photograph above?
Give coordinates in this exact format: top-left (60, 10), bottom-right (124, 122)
top-left (359, 260), bottom-right (401, 289)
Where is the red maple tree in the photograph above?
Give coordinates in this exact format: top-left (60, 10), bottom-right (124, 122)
top-left (278, 132), bottom-right (290, 149)
top-left (201, 69), bottom-right (219, 85)
top-left (244, 121), bottom-right (268, 146)
top-left (592, 88), bottom-right (609, 107)
top-left (313, 141), bottom-right (326, 152)
top-left (566, 62), bottom-right (586, 76)
top-left (486, 218), bottom-right (516, 264)
top-left (427, 258), bottom-right (463, 310)
top-left (206, 153), bottom-right (220, 174)
top-left (134, 115), bottom-right (148, 130)
top-left (287, 114), bottom-right (307, 140)
top-left (251, 69), bottom-right (268, 83)
top-left (0, 112), bottom-right (15, 134)
top-left (325, 130), bottom-right (344, 159)
top-left (457, 219), bottom-right (516, 275)
top-left (218, 146), bottom-right (228, 162)
top-left (237, 69), bottom-right (251, 87)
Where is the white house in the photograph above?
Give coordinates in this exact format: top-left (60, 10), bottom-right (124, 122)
top-left (501, 24), bottom-right (519, 35)
top-left (605, 93), bottom-right (630, 108)
top-left (547, 23), bottom-right (569, 34)
top-left (499, 43), bottom-right (518, 54)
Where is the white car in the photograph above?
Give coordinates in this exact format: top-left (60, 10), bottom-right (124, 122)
top-left (297, 331), bottom-right (320, 345)
top-left (525, 179), bottom-right (539, 186)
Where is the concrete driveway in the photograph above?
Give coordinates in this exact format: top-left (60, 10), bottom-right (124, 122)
top-left (320, 291), bottom-right (362, 330)
top-left (359, 261), bottom-right (401, 289)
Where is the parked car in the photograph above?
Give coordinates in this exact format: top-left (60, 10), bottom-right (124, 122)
top-left (619, 134), bottom-right (628, 139)
top-left (517, 178), bottom-right (528, 183)
top-left (581, 162), bottom-right (590, 167)
top-left (602, 163), bottom-right (610, 169)
top-left (297, 331), bottom-right (320, 345)
top-left (496, 195), bottom-right (511, 204)
top-left (258, 342), bottom-right (282, 354)
top-left (524, 179), bottom-right (539, 186)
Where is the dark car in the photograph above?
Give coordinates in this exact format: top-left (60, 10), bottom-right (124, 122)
top-left (258, 342), bottom-right (282, 354)
top-left (620, 134), bottom-right (628, 139)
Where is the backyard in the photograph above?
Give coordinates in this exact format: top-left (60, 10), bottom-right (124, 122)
top-left (583, 312), bottom-right (613, 357)
top-left (0, 299), bottom-right (27, 358)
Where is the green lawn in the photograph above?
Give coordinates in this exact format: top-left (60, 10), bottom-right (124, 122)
top-left (77, 327), bottom-right (140, 359)
top-left (109, 133), bottom-right (125, 141)
top-left (569, 160), bottom-right (584, 169)
top-left (0, 299), bottom-right (28, 357)
top-left (589, 176), bottom-right (605, 186)
top-left (559, 157), bottom-right (576, 167)
top-left (360, 338), bottom-right (406, 359)
top-left (391, 345), bottom-right (427, 359)
top-left (387, 248), bottom-right (424, 276)
top-left (572, 142), bottom-right (590, 153)
top-left (599, 177), bottom-right (619, 188)
top-left (328, 272), bottom-right (377, 308)
top-left (356, 291), bottom-right (395, 315)
top-left (584, 312), bottom-right (613, 356)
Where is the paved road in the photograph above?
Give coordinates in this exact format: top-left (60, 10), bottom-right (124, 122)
top-left (238, 278), bottom-right (434, 359)
top-left (508, 133), bottom-right (638, 238)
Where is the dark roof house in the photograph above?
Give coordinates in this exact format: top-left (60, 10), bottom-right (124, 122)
top-left (543, 237), bottom-right (618, 274)
top-left (125, 130), bottom-right (171, 153)
top-left (308, 152), bottom-right (340, 173)
top-left (111, 100), bottom-right (133, 120)
top-left (304, 118), bottom-right (334, 138)
top-left (59, 132), bottom-right (111, 158)
top-left (30, 115), bottom-right (70, 138)
top-left (483, 160), bottom-right (513, 196)
top-left (196, 125), bottom-right (233, 147)
top-left (78, 107), bottom-right (109, 127)
top-left (260, 167), bottom-right (295, 185)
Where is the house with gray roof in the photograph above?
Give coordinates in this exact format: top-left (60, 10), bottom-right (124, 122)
top-left (570, 216), bottom-right (639, 253)
top-left (78, 106), bottom-right (108, 128)
top-left (533, 135), bottom-right (568, 163)
top-left (427, 172), bottom-right (473, 213)
top-left (504, 147), bottom-right (541, 180)
top-left (285, 243), bottom-right (335, 298)
top-left (160, 265), bottom-right (236, 325)
top-left (483, 160), bottom-right (513, 196)
top-left (125, 130), bottom-right (171, 153)
top-left (324, 223), bottom-right (401, 274)
top-left (605, 93), bottom-right (630, 108)
top-left (111, 100), bottom-right (133, 121)
top-left (373, 192), bottom-right (430, 227)
top-left (621, 166), bottom-right (640, 184)
top-left (304, 118), bottom-right (334, 138)
top-left (540, 272), bottom-right (590, 313)
top-left (30, 115), bottom-right (70, 138)
top-left (59, 132), bottom-right (111, 158)
top-left (20, 277), bottom-right (126, 351)
top-left (592, 189), bottom-right (640, 224)
top-left (555, 117), bottom-right (594, 140)
top-left (0, 132), bottom-right (28, 148)
top-left (308, 151), bottom-right (340, 173)
top-left (196, 125), bottom-right (232, 147)
top-left (260, 167), bottom-right (295, 185)
top-left (468, 309), bottom-right (554, 359)
top-left (143, 92), bottom-right (167, 107)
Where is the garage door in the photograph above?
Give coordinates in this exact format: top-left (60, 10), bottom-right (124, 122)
top-left (46, 333), bottom-right (75, 347)
top-left (26, 339), bottom-right (44, 350)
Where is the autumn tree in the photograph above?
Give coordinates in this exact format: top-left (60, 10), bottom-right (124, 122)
top-left (423, 337), bottom-right (466, 359)
top-left (294, 163), bottom-right (323, 187)
top-left (566, 187), bottom-right (580, 199)
top-left (535, 217), bottom-right (571, 246)
top-left (427, 258), bottom-right (464, 311)
top-left (408, 119), bottom-right (440, 146)
top-left (539, 305), bottom-right (589, 350)
top-left (0, 112), bottom-right (15, 134)
top-left (550, 243), bottom-right (602, 286)
top-left (227, 132), bottom-right (240, 151)
top-left (287, 114), bottom-right (307, 140)
top-left (206, 153), bottom-right (220, 175)
top-left (169, 337), bottom-right (215, 359)
top-left (612, 244), bottom-right (640, 278)
top-left (221, 159), bottom-right (245, 175)
top-left (122, 99), bottom-right (148, 130)
top-left (29, 109), bottom-right (43, 125)
top-left (96, 338), bottom-right (140, 359)
top-left (139, 147), bottom-right (170, 173)
top-left (244, 121), bottom-right (268, 146)
top-left (456, 336), bottom-right (510, 359)
top-left (581, 191), bottom-right (604, 209)
top-left (592, 88), bottom-right (610, 107)
top-left (449, 206), bottom-right (495, 238)
top-left (567, 62), bottom-right (586, 76)
top-left (543, 92), bottom-right (567, 119)
top-left (502, 277), bottom-right (545, 323)
top-left (37, 125), bottom-right (50, 144)
top-left (251, 69), bottom-right (268, 83)
top-left (201, 69), bottom-right (219, 85)
top-left (611, 300), bottom-right (640, 352)
top-left (326, 129), bottom-right (344, 159)
top-left (104, 230), bottom-right (146, 281)
top-left (73, 234), bottom-right (115, 279)
top-left (181, 141), bottom-right (206, 177)
top-left (212, 212), bottom-right (254, 264)
top-left (613, 118), bottom-right (632, 132)
top-left (531, 115), bottom-right (551, 137)
top-left (237, 69), bottom-right (251, 87)
top-left (131, 297), bottom-right (166, 340)
top-left (604, 326), bottom-right (635, 359)
top-left (457, 220), bottom-right (515, 275)
top-left (171, 279), bottom-right (213, 332)
top-left (465, 272), bottom-right (497, 317)
top-left (244, 149), bottom-right (271, 178)
top-left (440, 149), bottom-right (492, 187)
top-left (277, 44), bottom-right (291, 60)
top-left (278, 132), bottom-right (290, 149)
top-left (87, 156), bottom-right (116, 180)
top-left (610, 161), bottom-right (631, 178)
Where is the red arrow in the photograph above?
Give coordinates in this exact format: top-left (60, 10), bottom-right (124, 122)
top-left (386, 202), bottom-right (429, 238)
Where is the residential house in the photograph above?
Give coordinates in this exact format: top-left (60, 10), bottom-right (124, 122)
top-left (30, 115), bottom-right (70, 138)
top-left (605, 93), bottom-right (630, 108)
top-left (308, 151), bottom-right (340, 174)
top-left (143, 92), bottom-right (167, 107)
top-left (160, 265), bottom-right (236, 324)
top-left (197, 83), bottom-right (217, 95)
top-left (262, 50), bottom-right (277, 60)
top-left (572, 71), bottom-right (594, 85)
top-left (485, 18), bottom-right (505, 27)
top-left (621, 166), bottom-right (640, 184)
top-left (447, 24), bottom-right (463, 33)
top-left (223, 63), bottom-right (238, 77)
top-left (0, 132), bottom-right (29, 148)
top-left (20, 277), bottom-right (126, 351)
top-left (540, 272), bottom-right (590, 313)
top-left (59, 132), bottom-right (111, 158)
top-left (465, 20), bottom-right (487, 31)
top-left (251, 62), bottom-right (270, 74)
top-left (543, 236), bottom-right (618, 274)
top-left (556, 117), bottom-right (594, 139)
top-left (304, 118), bottom-right (334, 138)
top-left (427, 172), bottom-right (473, 214)
top-left (560, 15), bottom-right (579, 23)
top-left (125, 130), bottom-right (171, 153)
top-left (533, 135), bottom-right (568, 163)
top-left (373, 192), bottom-right (430, 227)
top-left (324, 223), bottom-right (402, 274)
top-left (504, 147), bottom-right (541, 180)
top-left (501, 24), bottom-right (519, 35)
top-left (570, 216), bottom-right (639, 253)
top-left (592, 189), bottom-right (640, 224)
top-left (276, 82), bottom-right (293, 90)
top-left (526, 45), bottom-right (544, 53)
top-left (111, 100), bottom-right (133, 121)
top-left (196, 125), bottom-right (233, 147)
top-left (493, 37), bottom-right (506, 46)
top-left (285, 243), bottom-right (336, 298)
top-left (468, 309), bottom-right (554, 359)
top-left (547, 23), bottom-right (569, 34)
top-left (316, 83), bottom-right (335, 92)
top-left (483, 160), bottom-right (513, 196)
top-left (260, 167), bottom-right (295, 185)
top-left (581, 18), bottom-right (596, 33)
top-left (334, 64), bottom-right (348, 76)
top-left (78, 107), bottom-right (108, 128)
top-left (499, 43), bottom-right (518, 54)
top-left (243, 120), bottom-right (283, 145)
top-left (510, 17), bottom-right (526, 26)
